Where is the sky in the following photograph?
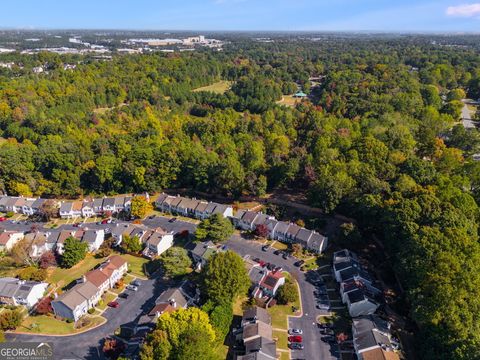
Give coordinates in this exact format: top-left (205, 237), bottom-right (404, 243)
top-left (1, 0), bottom-right (480, 32)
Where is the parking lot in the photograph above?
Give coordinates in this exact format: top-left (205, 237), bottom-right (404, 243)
top-left (226, 235), bottom-right (340, 360)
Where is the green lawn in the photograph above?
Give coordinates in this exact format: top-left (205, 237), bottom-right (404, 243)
top-left (279, 351), bottom-right (290, 360)
top-left (18, 314), bottom-right (104, 335)
top-left (120, 254), bottom-right (149, 278)
top-left (193, 80), bottom-right (232, 94)
top-left (301, 256), bottom-right (319, 271)
top-left (268, 273), bottom-right (301, 329)
top-left (271, 241), bottom-right (288, 251)
top-left (48, 255), bottom-right (105, 289)
top-left (273, 329), bottom-right (288, 350)
top-left (96, 292), bottom-right (117, 311)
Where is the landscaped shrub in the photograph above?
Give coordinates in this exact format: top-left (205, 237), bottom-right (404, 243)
top-left (87, 308), bottom-right (95, 314)
top-left (5, 211), bottom-right (14, 218)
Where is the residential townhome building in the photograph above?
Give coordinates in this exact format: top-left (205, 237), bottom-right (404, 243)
top-left (251, 213), bottom-right (274, 230)
top-left (333, 257), bottom-right (362, 283)
top-left (188, 241), bottom-right (221, 270)
top-left (345, 287), bottom-right (380, 317)
top-left (81, 201), bottom-right (95, 218)
top-left (237, 211), bottom-right (260, 231)
top-left (71, 201), bottom-right (83, 218)
top-left (46, 231), bottom-right (60, 252)
top-left (237, 307), bottom-right (277, 360)
top-left (92, 198), bottom-right (104, 215)
top-left (102, 198), bottom-right (115, 213)
top-left (3, 197), bottom-right (19, 213)
top-left (30, 198), bottom-right (47, 215)
top-left (294, 228), bottom-right (313, 248)
top-left (0, 196), bottom-right (9, 212)
top-left (263, 218), bottom-right (279, 239)
top-left (352, 315), bottom-right (399, 360)
top-left (21, 199), bottom-right (36, 216)
top-left (0, 278), bottom-right (48, 308)
top-left (270, 221), bottom-right (289, 241)
top-left (59, 202), bottom-right (74, 219)
top-left (253, 270), bottom-right (285, 298)
top-left (203, 202), bottom-right (219, 218)
top-left (142, 228), bottom-right (174, 259)
top-left (123, 196), bottom-right (132, 212)
top-left (84, 269), bottom-right (110, 294)
top-left (97, 255), bottom-right (128, 288)
top-left (55, 230), bottom-right (76, 255)
top-left (284, 223), bottom-right (301, 243)
top-left (0, 230), bottom-right (24, 251)
top-left (154, 193), bottom-right (169, 210)
top-left (12, 197), bottom-right (27, 213)
top-left (25, 232), bottom-right (50, 259)
top-left (169, 197), bottom-right (183, 214)
top-left (307, 232), bottom-right (328, 254)
top-left (113, 197), bottom-right (126, 213)
top-left (340, 279), bottom-right (382, 305)
top-left (212, 203), bottom-right (234, 218)
top-left (82, 229), bottom-right (105, 252)
top-left (51, 281), bottom-right (100, 321)
top-left (176, 198), bottom-right (199, 217)
top-left (193, 201), bottom-right (209, 219)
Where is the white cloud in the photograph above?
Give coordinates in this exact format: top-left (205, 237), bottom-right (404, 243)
top-left (446, 3), bottom-right (480, 17)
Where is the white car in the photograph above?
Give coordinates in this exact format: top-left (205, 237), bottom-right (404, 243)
top-left (288, 328), bottom-right (303, 335)
top-left (126, 285), bottom-right (138, 291)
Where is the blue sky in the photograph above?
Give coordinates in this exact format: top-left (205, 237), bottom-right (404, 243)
top-left (1, 0), bottom-right (480, 32)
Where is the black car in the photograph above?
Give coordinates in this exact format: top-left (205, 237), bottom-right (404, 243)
top-left (282, 252), bottom-right (289, 259)
top-left (322, 335), bottom-right (336, 342)
top-left (288, 343), bottom-right (305, 350)
top-left (169, 217), bottom-right (177, 223)
top-left (294, 260), bottom-right (305, 267)
top-left (119, 292), bottom-right (129, 299)
top-left (273, 250), bottom-right (281, 255)
top-left (261, 245), bottom-right (269, 251)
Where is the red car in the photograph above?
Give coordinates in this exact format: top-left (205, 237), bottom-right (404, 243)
top-left (101, 219), bottom-right (109, 224)
top-left (288, 335), bottom-right (303, 343)
top-left (0, 217), bottom-right (7, 222)
top-left (107, 301), bottom-right (120, 308)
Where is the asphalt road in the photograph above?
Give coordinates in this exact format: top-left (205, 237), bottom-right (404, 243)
top-left (4, 217), bottom-right (338, 360)
top-left (6, 271), bottom-right (171, 360)
top-left (226, 235), bottom-right (339, 360)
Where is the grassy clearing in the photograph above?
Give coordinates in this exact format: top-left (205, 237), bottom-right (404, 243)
top-left (279, 351), bottom-right (290, 360)
top-left (193, 80), bottom-right (232, 94)
top-left (268, 273), bottom-right (301, 329)
top-left (301, 256), bottom-right (319, 271)
top-left (271, 241), bottom-right (288, 251)
top-left (273, 329), bottom-right (288, 350)
top-left (47, 255), bottom-right (105, 289)
top-left (18, 314), bottom-right (104, 335)
top-left (120, 254), bottom-right (149, 277)
top-left (96, 292), bottom-right (117, 311)
top-left (276, 95), bottom-right (301, 107)
top-left (234, 201), bottom-right (263, 211)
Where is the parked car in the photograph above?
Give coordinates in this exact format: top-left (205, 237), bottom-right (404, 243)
top-left (169, 217), bottom-right (177, 223)
top-left (101, 219), bottom-right (109, 224)
top-left (294, 260), bottom-right (305, 267)
top-left (322, 335), bottom-right (336, 343)
top-left (118, 293), bottom-right (129, 299)
top-left (108, 301), bottom-right (120, 308)
top-left (72, 223), bottom-right (80, 227)
top-left (126, 285), bottom-right (138, 291)
top-left (282, 252), bottom-right (289, 259)
top-left (288, 335), bottom-right (303, 343)
top-left (0, 217), bottom-right (7, 221)
top-left (273, 250), bottom-right (281, 255)
top-left (320, 328), bottom-right (335, 336)
top-left (274, 266), bottom-right (283, 272)
top-left (288, 343), bottom-right (304, 350)
top-left (316, 304), bottom-right (330, 310)
top-left (148, 215), bottom-right (155, 219)
top-left (288, 328), bottom-right (303, 335)
top-left (267, 263), bottom-right (276, 271)
top-left (261, 245), bottom-right (269, 251)
top-left (131, 279), bottom-right (141, 287)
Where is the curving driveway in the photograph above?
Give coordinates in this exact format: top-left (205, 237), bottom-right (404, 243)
top-left (6, 272), bottom-right (170, 360)
top-left (226, 235), bottom-right (339, 360)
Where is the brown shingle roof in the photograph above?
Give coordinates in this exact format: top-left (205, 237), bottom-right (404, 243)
top-left (85, 269), bottom-right (109, 287)
top-left (362, 348), bottom-right (400, 360)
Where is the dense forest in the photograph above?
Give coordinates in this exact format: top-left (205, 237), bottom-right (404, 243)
top-left (2, 35), bottom-right (480, 359)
